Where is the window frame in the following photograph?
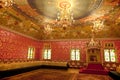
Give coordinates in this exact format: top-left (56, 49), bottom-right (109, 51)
top-left (104, 48), bottom-right (116, 62)
top-left (27, 47), bottom-right (35, 59)
top-left (43, 48), bottom-right (52, 60)
top-left (70, 48), bottom-right (80, 61)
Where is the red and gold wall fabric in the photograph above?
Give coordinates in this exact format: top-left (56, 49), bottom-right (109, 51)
top-left (39, 40), bottom-right (120, 63)
top-left (39, 40), bottom-right (120, 69)
top-left (0, 27), bottom-right (120, 64)
top-left (0, 28), bottom-right (39, 61)
top-left (101, 40), bottom-right (120, 63)
top-left (39, 40), bottom-right (89, 62)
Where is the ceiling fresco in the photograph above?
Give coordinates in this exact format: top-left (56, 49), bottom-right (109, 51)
top-left (27, 0), bottom-right (103, 19)
top-left (0, 0), bottom-right (120, 40)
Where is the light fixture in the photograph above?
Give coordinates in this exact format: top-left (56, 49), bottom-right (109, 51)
top-left (87, 19), bottom-right (104, 48)
top-left (55, 0), bottom-right (74, 27)
top-left (44, 23), bottom-right (53, 35)
top-left (87, 29), bottom-right (101, 48)
top-left (44, 0), bottom-right (74, 33)
top-left (4, 0), bottom-right (14, 7)
top-left (93, 18), bottom-right (104, 32)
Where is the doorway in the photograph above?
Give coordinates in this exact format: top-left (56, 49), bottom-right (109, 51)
top-left (87, 48), bottom-right (101, 63)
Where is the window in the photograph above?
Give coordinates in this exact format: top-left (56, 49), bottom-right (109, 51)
top-left (43, 49), bottom-right (51, 60)
top-left (27, 47), bottom-right (35, 59)
top-left (105, 43), bottom-right (114, 48)
top-left (43, 43), bottom-right (51, 60)
top-left (104, 49), bottom-right (116, 62)
top-left (71, 49), bottom-right (80, 61)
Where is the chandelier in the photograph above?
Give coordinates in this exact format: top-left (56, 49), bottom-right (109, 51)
top-left (93, 18), bottom-right (104, 32)
top-left (87, 29), bottom-right (101, 48)
top-left (44, 0), bottom-right (74, 34)
top-left (87, 19), bottom-right (104, 48)
top-left (55, 0), bottom-right (74, 27)
top-left (3, 0), bottom-right (14, 7)
top-left (44, 0), bottom-right (74, 31)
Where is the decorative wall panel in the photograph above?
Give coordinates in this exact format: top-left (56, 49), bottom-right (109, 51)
top-left (0, 27), bottom-right (120, 69)
top-left (0, 28), bottom-right (39, 62)
top-left (39, 39), bottom-right (120, 68)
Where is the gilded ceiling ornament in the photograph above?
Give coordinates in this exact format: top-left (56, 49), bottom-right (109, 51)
top-left (0, 0), bottom-right (120, 40)
top-left (59, 0), bottom-right (71, 9)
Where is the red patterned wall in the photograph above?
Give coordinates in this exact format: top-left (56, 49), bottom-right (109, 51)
top-left (0, 28), bottom-right (39, 61)
top-left (39, 39), bottom-right (120, 63)
top-left (0, 27), bottom-right (120, 64)
top-left (101, 40), bottom-right (120, 63)
top-left (39, 40), bottom-right (91, 62)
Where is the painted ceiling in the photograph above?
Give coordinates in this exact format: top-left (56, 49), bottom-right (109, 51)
top-left (0, 0), bottom-right (120, 40)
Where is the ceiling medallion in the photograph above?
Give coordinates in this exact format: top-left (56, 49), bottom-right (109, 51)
top-left (59, 0), bottom-right (71, 9)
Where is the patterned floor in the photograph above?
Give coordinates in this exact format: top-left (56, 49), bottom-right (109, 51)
top-left (1, 69), bottom-right (113, 80)
top-left (74, 73), bottom-right (113, 80)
